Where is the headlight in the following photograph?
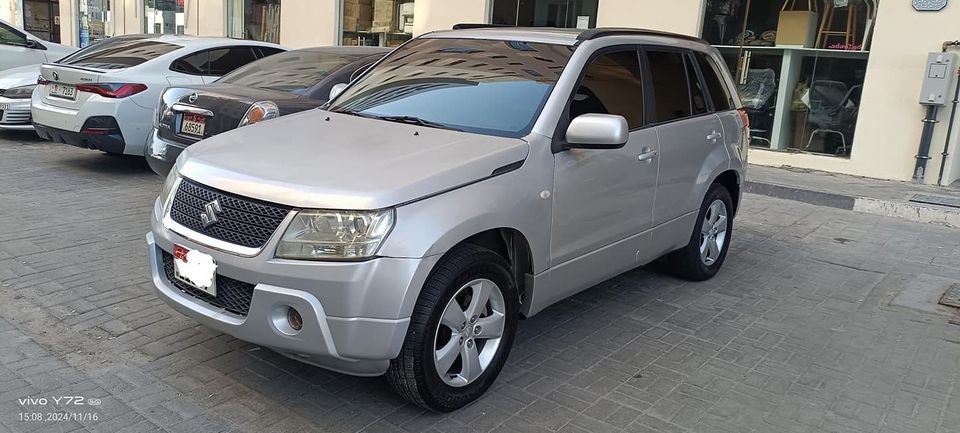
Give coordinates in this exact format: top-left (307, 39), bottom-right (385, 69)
top-left (2, 84), bottom-right (37, 99)
top-left (238, 101), bottom-right (279, 127)
top-left (276, 209), bottom-right (395, 260)
top-left (160, 169), bottom-right (179, 206)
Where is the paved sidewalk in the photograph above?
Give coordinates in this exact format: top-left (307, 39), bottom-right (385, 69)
top-left (746, 165), bottom-right (960, 227)
top-left (1, 133), bottom-right (960, 433)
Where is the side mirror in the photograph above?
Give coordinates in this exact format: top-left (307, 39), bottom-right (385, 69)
top-left (565, 114), bottom-right (629, 149)
top-left (24, 39), bottom-right (37, 49)
top-left (329, 83), bottom-right (348, 101)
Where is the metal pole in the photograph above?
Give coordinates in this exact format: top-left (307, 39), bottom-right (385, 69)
top-left (937, 66), bottom-right (960, 185)
top-left (914, 105), bottom-right (940, 184)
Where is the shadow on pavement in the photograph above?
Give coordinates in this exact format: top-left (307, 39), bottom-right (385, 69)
top-left (59, 152), bottom-right (157, 177)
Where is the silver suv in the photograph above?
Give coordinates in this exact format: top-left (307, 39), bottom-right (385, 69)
top-left (147, 27), bottom-right (747, 411)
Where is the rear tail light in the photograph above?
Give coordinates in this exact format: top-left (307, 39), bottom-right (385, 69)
top-left (737, 107), bottom-right (750, 130)
top-left (76, 83), bottom-right (148, 98)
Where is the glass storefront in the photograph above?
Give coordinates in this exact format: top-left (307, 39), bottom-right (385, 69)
top-left (23, 0), bottom-right (61, 43)
top-left (491, 0), bottom-right (598, 28)
top-left (703, 0), bottom-right (875, 157)
top-left (143, 0), bottom-right (184, 35)
top-left (77, 0), bottom-right (110, 47)
top-left (341, 0), bottom-right (415, 47)
top-left (226, 0), bottom-right (281, 43)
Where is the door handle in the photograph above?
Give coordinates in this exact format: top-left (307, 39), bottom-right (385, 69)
top-left (707, 131), bottom-right (722, 141)
top-left (638, 149), bottom-right (658, 163)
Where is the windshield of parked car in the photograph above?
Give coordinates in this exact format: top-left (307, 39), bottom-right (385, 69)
top-left (218, 50), bottom-right (372, 95)
top-left (327, 38), bottom-right (575, 138)
top-left (58, 37), bottom-right (181, 69)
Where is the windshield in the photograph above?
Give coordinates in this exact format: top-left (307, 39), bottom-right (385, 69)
top-left (328, 38), bottom-right (575, 138)
top-left (219, 50), bottom-right (374, 95)
top-left (58, 37), bottom-right (181, 69)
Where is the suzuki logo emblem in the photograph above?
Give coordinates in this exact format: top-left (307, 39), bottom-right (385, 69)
top-left (188, 92), bottom-right (199, 103)
top-left (52, 71), bottom-right (59, 81)
top-left (200, 200), bottom-right (223, 228)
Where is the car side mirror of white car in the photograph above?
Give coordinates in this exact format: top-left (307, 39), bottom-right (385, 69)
top-left (565, 113), bottom-right (629, 150)
top-left (24, 39), bottom-right (39, 49)
top-left (329, 83), bottom-right (348, 102)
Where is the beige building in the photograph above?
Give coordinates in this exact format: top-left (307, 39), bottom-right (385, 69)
top-left (2, 0), bottom-right (960, 186)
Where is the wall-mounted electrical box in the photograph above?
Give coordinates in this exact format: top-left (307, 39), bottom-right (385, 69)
top-left (920, 52), bottom-right (957, 106)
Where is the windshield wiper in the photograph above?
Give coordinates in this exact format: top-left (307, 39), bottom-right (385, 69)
top-left (378, 115), bottom-right (462, 131)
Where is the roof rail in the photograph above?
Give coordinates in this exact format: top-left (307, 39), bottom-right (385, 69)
top-left (452, 23), bottom-right (512, 30)
top-left (576, 28), bottom-right (708, 44)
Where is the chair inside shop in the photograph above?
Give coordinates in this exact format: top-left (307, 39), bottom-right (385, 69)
top-left (739, 68), bottom-right (777, 147)
top-left (805, 80), bottom-right (862, 155)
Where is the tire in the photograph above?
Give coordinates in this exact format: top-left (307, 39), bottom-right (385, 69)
top-left (667, 183), bottom-right (734, 281)
top-left (386, 244), bottom-right (518, 412)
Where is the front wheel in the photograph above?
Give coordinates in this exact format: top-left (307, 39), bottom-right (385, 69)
top-left (667, 184), bottom-right (734, 281)
top-left (386, 244), bottom-right (518, 412)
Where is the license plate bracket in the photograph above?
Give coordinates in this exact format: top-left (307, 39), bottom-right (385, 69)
top-left (173, 244), bottom-right (217, 297)
top-left (180, 114), bottom-right (206, 137)
top-left (49, 83), bottom-right (76, 100)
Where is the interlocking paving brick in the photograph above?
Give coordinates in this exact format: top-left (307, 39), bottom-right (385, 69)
top-left (2, 134), bottom-right (960, 432)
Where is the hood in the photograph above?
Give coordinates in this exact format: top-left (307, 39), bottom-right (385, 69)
top-left (0, 65), bottom-right (41, 89)
top-left (178, 110), bottom-right (529, 210)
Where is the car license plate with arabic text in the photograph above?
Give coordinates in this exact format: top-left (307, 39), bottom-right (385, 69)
top-left (173, 244), bottom-right (217, 296)
top-left (49, 84), bottom-right (76, 100)
top-left (180, 114), bottom-right (206, 137)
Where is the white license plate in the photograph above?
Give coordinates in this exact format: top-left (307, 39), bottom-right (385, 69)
top-left (173, 244), bottom-right (217, 296)
top-left (180, 114), bottom-right (206, 137)
top-left (0, 103), bottom-right (8, 110)
top-left (49, 83), bottom-right (77, 100)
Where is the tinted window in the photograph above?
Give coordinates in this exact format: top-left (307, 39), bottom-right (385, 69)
top-left (220, 50), bottom-right (378, 95)
top-left (647, 50), bottom-right (691, 123)
top-left (696, 53), bottom-right (734, 111)
top-left (570, 49), bottom-right (645, 129)
top-left (687, 55), bottom-right (709, 115)
top-left (60, 38), bottom-right (181, 69)
top-left (173, 47), bottom-right (260, 76)
top-left (0, 22), bottom-right (28, 47)
top-left (328, 38), bottom-right (575, 138)
top-left (257, 47), bottom-right (285, 57)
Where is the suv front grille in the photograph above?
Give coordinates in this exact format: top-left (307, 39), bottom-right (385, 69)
top-left (169, 179), bottom-right (292, 249)
top-left (161, 251), bottom-right (255, 316)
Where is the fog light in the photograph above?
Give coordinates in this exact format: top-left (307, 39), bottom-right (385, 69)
top-left (287, 307), bottom-right (303, 331)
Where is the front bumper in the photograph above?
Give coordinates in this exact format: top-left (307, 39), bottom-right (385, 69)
top-left (147, 199), bottom-right (439, 376)
top-left (0, 97), bottom-right (32, 131)
top-left (145, 128), bottom-right (187, 176)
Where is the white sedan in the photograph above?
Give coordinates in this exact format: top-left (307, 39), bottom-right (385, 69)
top-left (0, 65), bottom-right (41, 131)
top-left (0, 18), bottom-right (75, 72)
top-left (32, 35), bottom-right (284, 156)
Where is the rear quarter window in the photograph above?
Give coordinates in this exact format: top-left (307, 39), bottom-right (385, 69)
top-left (695, 52), bottom-right (735, 111)
top-left (60, 38), bottom-right (181, 69)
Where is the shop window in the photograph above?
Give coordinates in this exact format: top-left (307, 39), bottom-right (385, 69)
top-left (570, 49), bottom-right (645, 129)
top-left (23, 0), bottom-right (61, 43)
top-left (647, 50), bottom-right (692, 123)
top-left (491, 0), bottom-right (598, 29)
top-left (341, 0), bottom-right (415, 47)
top-left (143, 0), bottom-right (184, 35)
top-left (227, 0), bottom-right (281, 43)
top-left (78, 0), bottom-right (111, 47)
top-left (701, 0), bottom-right (874, 157)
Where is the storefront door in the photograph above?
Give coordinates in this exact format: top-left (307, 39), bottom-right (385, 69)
top-left (23, 0), bottom-right (60, 43)
top-left (491, 0), bottom-right (598, 29)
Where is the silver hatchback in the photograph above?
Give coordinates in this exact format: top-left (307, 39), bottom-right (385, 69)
top-left (147, 27), bottom-right (748, 411)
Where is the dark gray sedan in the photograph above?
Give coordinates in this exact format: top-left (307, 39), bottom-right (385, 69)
top-left (146, 46), bottom-right (390, 175)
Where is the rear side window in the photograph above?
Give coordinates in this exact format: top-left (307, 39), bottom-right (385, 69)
top-left (696, 53), bottom-right (734, 111)
top-left (61, 38), bottom-right (181, 69)
top-left (686, 55), bottom-right (709, 115)
top-left (646, 50), bottom-right (692, 123)
top-left (171, 47), bottom-right (260, 76)
top-left (570, 49), bottom-right (645, 129)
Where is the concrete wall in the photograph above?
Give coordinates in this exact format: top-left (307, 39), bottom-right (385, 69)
top-left (597, 0), bottom-right (704, 36)
top-left (1, 0), bottom-right (23, 27)
top-left (184, 0), bottom-right (226, 37)
top-left (279, 0), bottom-right (339, 47)
top-left (412, 0), bottom-right (487, 36)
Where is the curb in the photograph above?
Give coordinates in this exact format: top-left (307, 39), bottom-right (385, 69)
top-left (745, 181), bottom-right (960, 228)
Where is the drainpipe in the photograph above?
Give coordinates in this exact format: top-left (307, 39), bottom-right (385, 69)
top-left (939, 41), bottom-right (960, 185)
top-left (915, 105), bottom-right (940, 184)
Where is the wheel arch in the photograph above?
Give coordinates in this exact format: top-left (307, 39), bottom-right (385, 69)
top-left (448, 228), bottom-right (534, 315)
top-left (712, 169), bottom-right (741, 216)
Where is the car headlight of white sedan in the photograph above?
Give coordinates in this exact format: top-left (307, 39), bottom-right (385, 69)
top-left (276, 209), bottom-right (394, 260)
